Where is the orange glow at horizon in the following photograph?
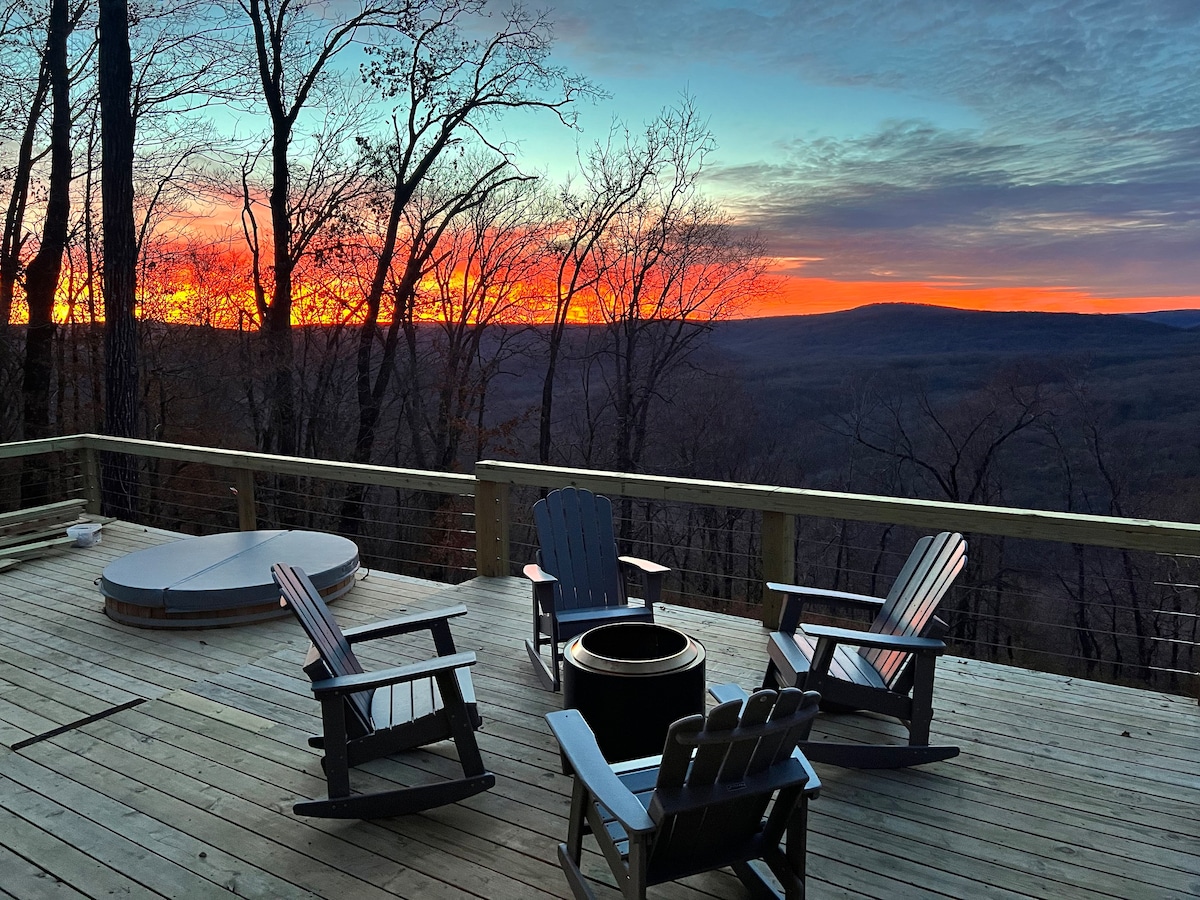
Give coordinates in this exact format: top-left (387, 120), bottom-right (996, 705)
top-left (15, 273), bottom-right (1200, 327)
top-left (10, 241), bottom-right (1200, 327)
top-left (747, 274), bottom-right (1200, 318)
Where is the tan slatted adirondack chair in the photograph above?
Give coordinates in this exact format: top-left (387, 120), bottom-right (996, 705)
top-left (760, 531), bottom-right (966, 768)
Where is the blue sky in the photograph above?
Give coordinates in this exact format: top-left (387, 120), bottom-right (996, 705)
top-left (503, 0), bottom-right (1200, 312)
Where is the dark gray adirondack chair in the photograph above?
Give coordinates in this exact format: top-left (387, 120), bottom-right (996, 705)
top-left (524, 487), bottom-right (665, 691)
top-left (547, 684), bottom-right (822, 900)
top-left (273, 563), bottom-right (495, 818)
top-left (758, 531), bottom-right (967, 768)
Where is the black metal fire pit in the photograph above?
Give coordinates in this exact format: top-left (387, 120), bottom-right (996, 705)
top-left (562, 621), bottom-right (706, 762)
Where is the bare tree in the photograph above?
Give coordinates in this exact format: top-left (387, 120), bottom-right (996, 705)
top-left (540, 99), bottom-right (771, 474)
top-left (233, 0), bottom-right (583, 459)
top-left (831, 368), bottom-right (1052, 654)
top-left (0, 4), bottom-right (51, 330)
top-left (342, 0), bottom-right (592, 464)
top-left (589, 103), bottom-right (770, 473)
top-left (20, 0), bottom-right (74, 504)
top-left (536, 120), bottom-right (667, 464)
top-left (833, 370), bottom-right (1050, 505)
top-left (236, 99), bottom-right (369, 457)
top-left (334, 156), bottom-right (527, 537)
top-left (97, 0), bottom-right (139, 517)
top-left (230, 0), bottom-right (377, 455)
top-left (417, 175), bottom-right (547, 470)
top-left (1042, 371), bottom-right (1161, 682)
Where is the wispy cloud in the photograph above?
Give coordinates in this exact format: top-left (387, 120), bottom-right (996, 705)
top-left (718, 120), bottom-right (1200, 295)
top-left (542, 1), bottom-right (1200, 301)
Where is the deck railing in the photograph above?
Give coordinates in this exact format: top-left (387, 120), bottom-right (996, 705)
top-left (1, 434), bottom-right (1196, 697)
top-left (0, 434), bottom-right (477, 581)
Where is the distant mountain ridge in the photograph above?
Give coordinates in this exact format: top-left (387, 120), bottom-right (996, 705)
top-left (699, 303), bottom-right (1200, 439)
top-left (1128, 309), bottom-right (1200, 329)
top-left (710, 303), bottom-right (1199, 362)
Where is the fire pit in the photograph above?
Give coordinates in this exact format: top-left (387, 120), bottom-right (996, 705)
top-left (562, 621), bottom-right (706, 762)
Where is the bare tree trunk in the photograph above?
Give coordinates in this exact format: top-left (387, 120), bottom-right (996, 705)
top-left (263, 122), bottom-right (297, 458)
top-left (20, 0), bottom-right (72, 506)
top-left (0, 55), bottom-right (50, 330)
top-left (538, 321), bottom-right (566, 465)
top-left (98, 0), bottom-right (139, 518)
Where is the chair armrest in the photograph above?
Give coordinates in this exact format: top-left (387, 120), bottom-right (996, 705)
top-left (546, 709), bottom-right (656, 835)
top-left (523, 563), bottom-right (559, 616)
top-left (523, 563), bottom-right (557, 584)
top-left (767, 582), bottom-right (885, 608)
top-left (790, 745), bottom-right (822, 797)
top-left (802, 624), bottom-right (946, 654)
top-left (767, 582), bottom-right (885, 632)
top-left (310, 651), bottom-right (477, 697)
top-left (341, 604), bottom-right (468, 643)
top-left (708, 681), bottom-right (749, 705)
top-left (618, 556), bottom-right (670, 575)
top-left (619, 556), bottom-right (669, 606)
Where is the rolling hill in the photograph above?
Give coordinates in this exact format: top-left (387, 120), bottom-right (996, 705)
top-left (696, 304), bottom-right (1200, 492)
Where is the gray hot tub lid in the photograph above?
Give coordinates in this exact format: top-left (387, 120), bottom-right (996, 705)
top-left (99, 530), bottom-right (360, 611)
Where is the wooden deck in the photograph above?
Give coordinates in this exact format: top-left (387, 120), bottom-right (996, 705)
top-left (0, 521), bottom-right (1197, 899)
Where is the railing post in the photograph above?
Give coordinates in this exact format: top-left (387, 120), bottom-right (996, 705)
top-left (234, 468), bottom-right (257, 531)
top-left (761, 510), bottom-right (795, 627)
top-left (474, 475), bottom-right (510, 577)
top-left (80, 445), bottom-right (102, 515)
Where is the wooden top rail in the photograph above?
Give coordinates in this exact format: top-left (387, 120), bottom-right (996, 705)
top-left (3, 438), bottom-right (1197, 559)
top-left (0, 434), bottom-right (474, 495)
top-left (475, 461), bottom-right (1200, 557)
top-left (0, 436), bottom-right (88, 459)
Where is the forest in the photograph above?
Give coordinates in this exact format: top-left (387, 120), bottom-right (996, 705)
top-left (1, 1), bottom-right (1196, 696)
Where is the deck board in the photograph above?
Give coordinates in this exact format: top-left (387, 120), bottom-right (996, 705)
top-left (0, 521), bottom-right (1197, 899)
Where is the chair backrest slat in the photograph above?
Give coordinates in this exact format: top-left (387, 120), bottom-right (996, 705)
top-left (533, 488), bottom-right (624, 611)
top-left (882, 534), bottom-right (934, 606)
top-left (653, 714), bottom-right (703, 791)
top-left (715, 690), bottom-right (775, 783)
top-left (747, 686), bottom-right (805, 775)
top-left (273, 563), bottom-right (374, 738)
top-left (861, 532), bottom-right (967, 685)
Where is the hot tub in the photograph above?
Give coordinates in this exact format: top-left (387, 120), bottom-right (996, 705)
top-left (100, 530), bottom-right (359, 629)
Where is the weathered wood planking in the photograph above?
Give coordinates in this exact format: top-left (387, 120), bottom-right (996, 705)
top-left (448, 577), bottom-right (1200, 900)
top-left (0, 521), bottom-right (1196, 899)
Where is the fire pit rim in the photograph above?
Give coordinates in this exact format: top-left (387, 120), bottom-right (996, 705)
top-left (567, 621), bottom-right (705, 676)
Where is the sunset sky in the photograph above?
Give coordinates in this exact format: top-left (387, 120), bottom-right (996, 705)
top-left (503, 0), bottom-right (1200, 317)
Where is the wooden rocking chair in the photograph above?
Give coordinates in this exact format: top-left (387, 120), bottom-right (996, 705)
top-left (273, 563), bottom-right (495, 818)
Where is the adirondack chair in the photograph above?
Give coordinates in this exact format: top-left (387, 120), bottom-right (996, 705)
top-left (759, 531), bottom-right (967, 768)
top-left (547, 684), bottom-right (822, 900)
top-left (524, 487), bottom-right (666, 691)
top-left (272, 563), bottom-right (495, 818)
